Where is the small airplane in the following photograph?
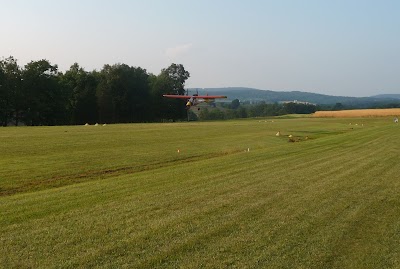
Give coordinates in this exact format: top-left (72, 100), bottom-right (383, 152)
top-left (163, 90), bottom-right (227, 110)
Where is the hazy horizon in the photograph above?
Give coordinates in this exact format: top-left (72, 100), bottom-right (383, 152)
top-left (1, 0), bottom-right (399, 97)
top-left (188, 86), bottom-right (399, 98)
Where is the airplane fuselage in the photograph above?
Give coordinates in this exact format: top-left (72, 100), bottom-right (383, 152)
top-left (186, 97), bottom-right (215, 108)
top-left (163, 94), bottom-right (227, 109)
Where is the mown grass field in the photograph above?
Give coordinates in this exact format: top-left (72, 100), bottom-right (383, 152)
top-left (1, 117), bottom-right (399, 268)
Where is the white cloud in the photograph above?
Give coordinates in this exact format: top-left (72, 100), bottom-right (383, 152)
top-left (165, 43), bottom-right (193, 59)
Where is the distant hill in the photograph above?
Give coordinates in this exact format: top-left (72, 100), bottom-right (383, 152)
top-left (189, 87), bottom-right (399, 106)
top-left (371, 94), bottom-right (400, 100)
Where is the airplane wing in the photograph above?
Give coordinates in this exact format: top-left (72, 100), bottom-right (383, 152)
top-left (163, 95), bottom-right (227, 99)
top-left (194, 95), bottom-right (227, 99)
top-left (163, 95), bottom-right (191, 99)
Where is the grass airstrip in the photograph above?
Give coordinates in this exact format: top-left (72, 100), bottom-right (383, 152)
top-left (1, 115), bottom-right (400, 268)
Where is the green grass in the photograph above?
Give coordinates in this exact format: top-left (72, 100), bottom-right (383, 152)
top-left (1, 117), bottom-right (399, 268)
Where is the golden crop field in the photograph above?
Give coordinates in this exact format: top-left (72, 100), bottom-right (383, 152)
top-left (313, 108), bottom-right (400, 118)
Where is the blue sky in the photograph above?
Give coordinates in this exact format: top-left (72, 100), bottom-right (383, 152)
top-left (1, 0), bottom-right (399, 96)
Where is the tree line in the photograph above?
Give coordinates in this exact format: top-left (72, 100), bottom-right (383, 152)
top-left (0, 56), bottom-right (189, 126)
top-left (195, 101), bottom-right (317, 121)
top-left (1, 56), bottom-right (321, 126)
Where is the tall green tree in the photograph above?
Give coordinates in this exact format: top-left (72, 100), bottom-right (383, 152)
top-left (22, 60), bottom-right (66, 125)
top-left (61, 63), bottom-right (99, 124)
top-left (0, 66), bottom-right (6, 126)
top-left (150, 63), bottom-right (190, 121)
top-left (150, 72), bottom-right (179, 121)
top-left (97, 64), bottom-right (151, 123)
top-left (127, 66), bottom-right (151, 122)
top-left (160, 63), bottom-right (190, 95)
top-left (283, 102), bottom-right (317, 114)
top-left (0, 57), bottom-right (23, 126)
top-left (231, 99), bottom-right (240, 109)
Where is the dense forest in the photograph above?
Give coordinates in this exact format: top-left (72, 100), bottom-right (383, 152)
top-left (0, 56), bottom-right (191, 126)
top-left (0, 56), bottom-right (317, 126)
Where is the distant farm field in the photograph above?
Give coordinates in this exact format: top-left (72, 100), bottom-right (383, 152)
top-left (1, 117), bottom-right (400, 268)
top-left (314, 108), bottom-right (400, 117)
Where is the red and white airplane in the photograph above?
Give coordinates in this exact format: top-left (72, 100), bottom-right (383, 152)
top-left (163, 91), bottom-right (227, 110)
